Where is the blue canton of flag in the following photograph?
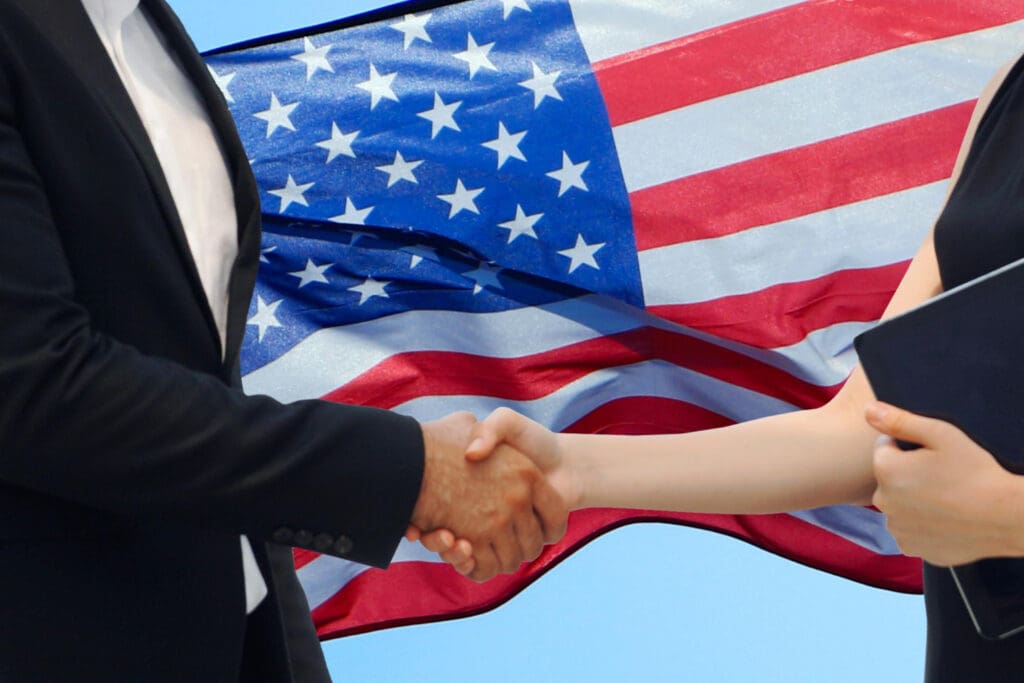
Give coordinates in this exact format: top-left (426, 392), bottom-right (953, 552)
top-left (205, 0), bottom-right (638, 374)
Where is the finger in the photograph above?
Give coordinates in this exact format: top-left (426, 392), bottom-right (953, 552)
top-left (438, 538), bottom-right (474, 566)
top-left (469, 545), bottom-right (501, 583)
top-left (404, 525), bottom-right (421, 543)
top-left (872, 435), bottom-right (923, 492)
top-left (450, 540), bottom-right (476, 577)
top-left (864, 401), bottom-right (948, 449)
top-left (453, 556), bottom-right (476, 577)
top-left (418, 529), bottom-right (455, 554)
top-left (532, 477), bottom-right (569, 544)
top-left (514, 514), bottom-right (544, 565)
top-left (466, 407), bottom-right (526, 462)
top-left (489, 522), bottom-right (523, 575)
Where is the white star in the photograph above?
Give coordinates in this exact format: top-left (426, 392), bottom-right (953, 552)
top-left (316, 123), bottom-right (359, 163)
top-left (464, 262), bottom-right (503, 295)
top-left (453, 33), bottom-right (497, 79)
top-left (349, 277), bottom-right (391, 305)
top-left (376, 151), bottom-right (423, 188)
top-left (558, 234), bottom-right (605, 274)
top-left (357, 64), bottom-right (399, 110)
top-left (329, 198), bottom-right (375, 226)
top-left (247, 295), bottom-right (283, 342)
top-left (481, 122), bottom-right (527, 169)
top-left (437, 179), bottom-right (484, 218)
top-left (391, 13), bottom-right (432, 49)
top-left (207, 66), bottom-right (236, 103)
top-left (254, 93), bottom-right (299, 138)
top-left (259, 245), bottom-right (277, 264)
top-left (288, 259), bottom-right (332, 288)
top-left (501, 0), bottom-right (531, 19)
top-left (547, 152), bottom-right (590, 196)
top-left (519, 62), bottom-right (563, 109)
top-left (268, 175), bottom-right (314, 213)
top-left (291, 37), bottom-right (334, 80)
top-left (404, 245), bottom-right (438, 269)
top-left (498, 205), bottom-right (543, 243)
top-left (417, 92), bottom-right (462, 139)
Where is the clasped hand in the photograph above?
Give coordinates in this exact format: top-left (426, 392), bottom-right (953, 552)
top-left (866, 401), bottom-right (1024, 566)
top-left (408, 410), bottom-right (570, 582)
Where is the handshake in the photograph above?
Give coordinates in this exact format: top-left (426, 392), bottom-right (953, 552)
top-left (406, 408), bottom-right (577, 582)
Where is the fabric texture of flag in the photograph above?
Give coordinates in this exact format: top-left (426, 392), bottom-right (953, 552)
top-left (203, 0), bottom-right (1024, 639)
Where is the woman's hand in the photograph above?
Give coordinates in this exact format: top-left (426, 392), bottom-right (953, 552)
top-left (866, 401), bottom-right (1024, 566)
top-left (409, 408), bottom-right (576, 579)
top-left (466, 408), bottom-right (578, 511)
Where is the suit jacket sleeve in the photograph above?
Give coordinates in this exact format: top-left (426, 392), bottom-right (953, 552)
top-left (0, 45), bottom-right (424, 569)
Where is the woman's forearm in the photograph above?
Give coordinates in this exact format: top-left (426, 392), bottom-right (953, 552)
top-left (558, 402), bottom-right (878, 514)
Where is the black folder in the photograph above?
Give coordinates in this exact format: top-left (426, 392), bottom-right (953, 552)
top-left (854, 255), bottom-right (1024, 640)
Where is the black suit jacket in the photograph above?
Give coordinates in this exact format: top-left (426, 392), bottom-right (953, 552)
top-left (0, 1), bottom-right (425, 680)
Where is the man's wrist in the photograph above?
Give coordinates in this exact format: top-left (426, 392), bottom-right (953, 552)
top-left (555, 433), bottom-right (586, 510)
top-left (411, 421), bottom-right (441, 531)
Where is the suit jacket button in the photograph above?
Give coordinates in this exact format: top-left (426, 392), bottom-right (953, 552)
top-left (294, 530), bottom-right (314, 547)
top-left (313, 533), bottom-right (334, 552)
top-left (272, 527), bottom-right (294, 544)
top-left (332, 535), bottom-right (354, 555)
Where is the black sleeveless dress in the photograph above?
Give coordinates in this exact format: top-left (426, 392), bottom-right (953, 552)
top-left (927, 54), bottom-right (1024, 682)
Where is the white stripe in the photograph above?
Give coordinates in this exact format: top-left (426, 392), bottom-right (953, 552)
top-left (614, 21), bottom-right (1024, 192)
top-left (569, 0), bottom-right (803, 64)
top-left (243, 298), bottom-right (866, 407)
top-left (296, 539), bottom-right (441, 609)
top-left (713, 319), bottom-right (867, 385)
top-left (792, 506), bottom-right (902, 555)
top-left (389, 359), bottom-right (799, 428)
top-left (242, 297), bottom-right (633, 402)
top-left (640, 182), bottom-right (942, 306)
top-left (296, 555), bottom-right (370, 611)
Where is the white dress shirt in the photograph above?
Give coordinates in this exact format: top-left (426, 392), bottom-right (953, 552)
top-left (80, 0), bottom-right (267, 614)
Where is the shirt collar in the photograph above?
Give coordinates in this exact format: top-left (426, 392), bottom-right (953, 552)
top-left (80, 0), bottom-right (141, 37)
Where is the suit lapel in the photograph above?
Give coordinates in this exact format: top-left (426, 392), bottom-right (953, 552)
top-left (142, 0), bottom-right (263, 375)
top-left (29, 0), bottom-right (263, 375)
top-left (30, 0), bottom-right (225, 360)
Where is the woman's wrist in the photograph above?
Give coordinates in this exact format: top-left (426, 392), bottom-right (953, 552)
top-left (553, 432), bottom-right (587, 511)
top-left (1000, 472), bottom-right (1024, 558)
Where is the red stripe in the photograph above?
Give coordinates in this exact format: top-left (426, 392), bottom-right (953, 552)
top-left (649, 263), bottom-right (908, 349)
top-left (311, 508), bottom-right (922, 639)
top-left (321, 325), bottom-right (840, 412)
top-left (595, 0), bottom-right (1022, 126)
top-left (563, 396), bottom-right (734, 435)
top-left (293, 548), bottom-right (320, 571)
top-left (631, 102), bottom-right (973, 251)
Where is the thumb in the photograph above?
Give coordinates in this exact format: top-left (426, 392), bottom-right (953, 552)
top-left (465, 407), bottom-right (525, 462)
top-left (864, 401), bottom-right (943, 449)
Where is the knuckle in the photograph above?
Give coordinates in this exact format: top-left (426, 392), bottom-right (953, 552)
top-left (493, 406), bottom-right (514, 421)
top-left (871, 487), bottom-right (885, 511)
top-left (872, 450), bottom-right (895, 481)
top-left (887, 409), bottom-right (906, 433)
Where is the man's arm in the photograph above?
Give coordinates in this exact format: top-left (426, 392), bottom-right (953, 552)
top-left (0, 47), bottom-right (421, 566)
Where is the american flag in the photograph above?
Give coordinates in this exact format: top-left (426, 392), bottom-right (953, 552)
top-left (204, 0), bottom-right (1024, 639)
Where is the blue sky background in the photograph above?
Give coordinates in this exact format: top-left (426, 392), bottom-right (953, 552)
top-left (169, 1), bottom-right (927, 680)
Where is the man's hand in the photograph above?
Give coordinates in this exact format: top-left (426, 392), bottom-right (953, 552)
top-left (866, 401), bottom-right (1024, 566)
top-left (412, 408), bottom-right (574, 578)
top-left (409, 411), bottom-right (567, 582)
